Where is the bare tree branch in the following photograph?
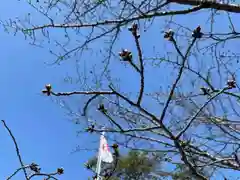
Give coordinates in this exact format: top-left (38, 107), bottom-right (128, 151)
top-left (1, 120), bottom-right (28, 180)
top-left (23, 5), bottom-right (205, 31)
top-left (169, 0), bottom-right (240, 13)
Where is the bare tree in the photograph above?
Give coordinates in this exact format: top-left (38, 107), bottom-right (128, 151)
top-left (2, 0), bottom-right (240, 179)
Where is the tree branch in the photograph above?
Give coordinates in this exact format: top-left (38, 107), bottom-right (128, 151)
top-left (24, 5), bottom-right (204, 31)
top-left (168, 0), bottom-right (240, 13)
top-left (51, 91), bottom-right (114, 96)
top-left (2, 120), bottom-right (28, 180)
top-left (159, 37), bottom-right (197, 123)
top-left (177, 87), bottom-right (227, 138)
top-left (129, 24), bottom-right (145, 105)
top-left (7, 165), bottom-right (30, 180)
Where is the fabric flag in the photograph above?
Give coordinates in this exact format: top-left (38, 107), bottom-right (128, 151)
top-left (99, 134), bottom-right (113, 163)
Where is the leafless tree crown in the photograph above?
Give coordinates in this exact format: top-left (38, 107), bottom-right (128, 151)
top-left (2, 0), bottom-right (240, 179)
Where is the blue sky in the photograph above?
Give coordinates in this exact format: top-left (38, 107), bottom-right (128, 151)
top-left (1, 0), bottom-right (240, 180)
top-left (0, 1), bottom-right (95, 179)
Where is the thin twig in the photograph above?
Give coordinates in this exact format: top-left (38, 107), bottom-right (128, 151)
top-left (7, 166), bottom-right (30, 180)
top-left (102, 112), bottom-right (124, 132)
top-left (28, 172), bottom-right (58, 179)
top-left (1, 120), bottom-right (28, 180)
top-left (24, 5), bottom-right (204, 31)
top-left (159, 37), bottom-right (197, 122)
top-left (177, 88), bottom-right (228, 138)
top-left (51, 90), bottom-right (114, 96)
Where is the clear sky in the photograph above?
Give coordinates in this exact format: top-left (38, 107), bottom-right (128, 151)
top-left (0, 0), bottom-right (240, 180)
top-left (0, 1), bottom-right (95, 179)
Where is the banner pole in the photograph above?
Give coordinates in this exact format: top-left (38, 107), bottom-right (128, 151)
top-left (96, 132), bottom-right (105, 180)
